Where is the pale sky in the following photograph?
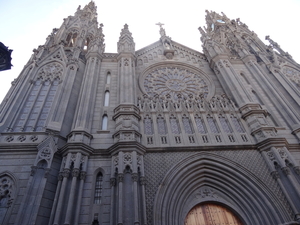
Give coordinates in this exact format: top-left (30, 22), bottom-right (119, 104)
top-left (1, 0), bottom-right (299, 103)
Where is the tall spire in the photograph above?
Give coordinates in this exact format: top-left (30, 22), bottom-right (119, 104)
top-left (117, 24), bottom-right (135, 54)
top-left (75, 1), bottom-right (98, 23)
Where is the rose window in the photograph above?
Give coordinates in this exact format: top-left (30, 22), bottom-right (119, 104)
top-left (143, 67), bottom-right (210, 100)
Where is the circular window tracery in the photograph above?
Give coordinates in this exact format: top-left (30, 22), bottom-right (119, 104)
top-left (142, 66), bottom-right (212, 100)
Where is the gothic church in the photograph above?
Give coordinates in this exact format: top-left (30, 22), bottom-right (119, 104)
top-left (0, 1), bottom-right (300, 225)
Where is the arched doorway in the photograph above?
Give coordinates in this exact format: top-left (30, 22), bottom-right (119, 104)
top-left (185, 203), bottom-right (243, 225)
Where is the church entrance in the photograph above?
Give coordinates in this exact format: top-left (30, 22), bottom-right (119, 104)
top-left (184, 203), bottom-right (243, 225)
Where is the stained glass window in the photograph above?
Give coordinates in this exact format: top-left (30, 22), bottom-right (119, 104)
top-left (207, 115), bottom-right (218, 133)
top-left (170, 115), bottom-right (180, 134)
top-left (219, 115), bottom-right (232, 133)
top-left (94, 172), bottom-right (103, 204)
top-left (157, 115), bottom-right (167, 135)
top-left (144, 115), bottom-right (153, 135)
top-left (182, 115), bottom-right (193, 134)
top-left (195, 115), bottom-right (206, 134)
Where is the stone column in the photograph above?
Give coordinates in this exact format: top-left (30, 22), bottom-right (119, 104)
top-left (53, 153), bottom-right (72, 225)
top-left (64, 153), bottom-right (82, 225)
top-left (48, 171), bottom-right (63, 225)
top-left (73, 155), bottom-right (88, 225)
top-left (117, 173), bottom-right (124, 225)
top-left (132, 151), bottom-right (140, 225)
top-left (109, 177), bottom-right (116, 225)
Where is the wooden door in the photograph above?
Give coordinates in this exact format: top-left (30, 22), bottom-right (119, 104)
top-left (184, 203), bottom-right (243, 225)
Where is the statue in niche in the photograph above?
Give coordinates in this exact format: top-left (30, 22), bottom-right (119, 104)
top-left (164, 41), bottom-right (170, 49)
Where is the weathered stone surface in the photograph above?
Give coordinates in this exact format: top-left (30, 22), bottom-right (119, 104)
top-left (0, 4), bottom-right (300, 225)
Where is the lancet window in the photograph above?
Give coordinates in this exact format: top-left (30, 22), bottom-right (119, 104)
top-left (170, 114), bottom-right (180, 134)
top-left (84, 37), bottom-right (91, 50)
top-left (207, 115), bottom-right (219, 133)
top-left (219, 115), bottom-right (232, 133)
top-left (106, 72), bottom-right (111, 84)
top-left (12, 63), bottom-right (62, 132)
top-left (231, 115), bottom-right (244, 133)
top-left (144, 115), bottom-right (153, 135)
top-left (94, 172), bottom-right (103, 204)
top-left (66, 30), bottom-right (79, 47)
top-left (101, 115), bottom-right (108, 130)
top-left (182, 115), bottom-right (193, 134)
top-left (194, 115), bottom-right (206, 134)
top-left (104, 91), bottom-right (110, 106)
top-left (157, 115), bottom-right (167, 135)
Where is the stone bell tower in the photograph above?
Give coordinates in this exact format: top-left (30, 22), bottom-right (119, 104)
top-left (200, 10), bottom-right (300, 222)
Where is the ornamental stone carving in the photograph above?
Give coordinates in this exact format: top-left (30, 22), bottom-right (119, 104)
top-left (37, 62), bottom-right (63, 81)
top-left (195, 187), bottom-right (218, 199)
top-left (0, 175), bottom-right (14, 207)
top-left (39, 147), bottom-right (52, 160)
top-left (132, 173), bottom-right (138, 182)
top-left (62, 168), bottom-right (70, 178)
top-left (72, 168), bottom-right (80, 177)
top-left (123, 153), bottom-right (132, 165)
top-left (142, 66), bottom-right (213, 101)
top-left (110, 177), bottom-right (116, 187)
top-left (118, 173), bottom-right (124, 183)
top-left (282, 67), bottom-right (300, 89)
top-left (80, 171), bottom-right (87, 180)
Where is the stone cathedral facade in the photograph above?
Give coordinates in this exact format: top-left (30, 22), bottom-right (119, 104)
top-left (1, 1), bottom-right (300, 225)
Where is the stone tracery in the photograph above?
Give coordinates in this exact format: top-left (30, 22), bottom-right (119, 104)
top-left (282, 67), bottom-right (300, 89)
top-left (143, 66), bottom-right (210, 100)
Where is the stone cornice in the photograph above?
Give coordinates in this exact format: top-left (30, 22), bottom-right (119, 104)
top-left (58, 142), bottom-right (94, 156)
top-left (107, 141), bottom-right (146, 156)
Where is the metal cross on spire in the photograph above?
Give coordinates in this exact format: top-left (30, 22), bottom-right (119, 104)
top-left (155, 22), bottom-right (165, 28)
top-left (156, 22), bottom-right (166, 37)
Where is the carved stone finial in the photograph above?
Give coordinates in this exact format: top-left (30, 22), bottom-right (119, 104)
top-left (117, 24), bottom-right (135, 53)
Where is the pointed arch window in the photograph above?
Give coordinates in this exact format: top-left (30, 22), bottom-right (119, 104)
top-left (231, 115), bottom-right (244, 133)
top-left (219, 115), bottom-right (232, 133)
top-left (101, 115), bottom-right (108, 130)
top-left (170, 114), bottom-right (180, 134)
top-left (94, 172), bottom-right (103, 204)
top-left (182, 115), bottom-right (193, 134)
top-left (12, 63), bottom-right (62, 132)
top-left (144, 115), bottom-right (153, 135)
top-left (207, 115), bottom-right (219, 133)
top-left (104, 91), bottom-right (110, 106)
top-left (194, 115), bottom-right (207, 134)
top-left (157, 115), bottom-right (167, 135)
top-left (106, 72), bottom-right (111, 84)
top-left (66, 30), bottom-right (78, 47)
top-left (83, 37), bottom-right (91, 50)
